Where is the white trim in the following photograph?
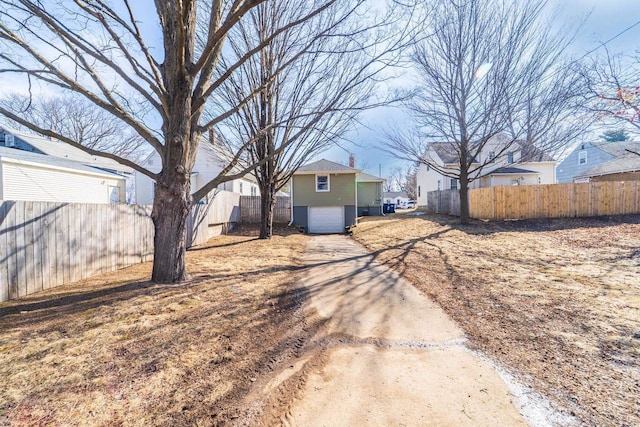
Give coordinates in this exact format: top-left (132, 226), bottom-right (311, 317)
top-left (315, 174), bottom-right (330, 192)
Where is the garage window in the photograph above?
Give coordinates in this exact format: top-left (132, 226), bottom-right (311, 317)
top-left (316, 174), bottom-right (330, 192)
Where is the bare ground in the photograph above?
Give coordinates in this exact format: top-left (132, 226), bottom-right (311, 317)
top-left (0, 225), bottom-right (312, 426)
top-left (351, 212), bottom-right (640, 427)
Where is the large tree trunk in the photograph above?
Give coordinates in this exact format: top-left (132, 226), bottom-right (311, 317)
top-left (151, 180), bottom-right (191, 282)
top-left (259, 180), bottom-right (276, 239)
top-left (459, 168), bottom-right (470, 224)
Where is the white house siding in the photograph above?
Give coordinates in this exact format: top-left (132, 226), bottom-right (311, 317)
top-left (135, 148), bottom-right (260, 205)
top-left (1, 159), bottom-right (125, 204)
top-left (520, 162), bottom-right (556, 184)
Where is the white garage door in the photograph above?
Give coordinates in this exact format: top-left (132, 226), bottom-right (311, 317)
top-left (308, 206), bottom-right (344, 234)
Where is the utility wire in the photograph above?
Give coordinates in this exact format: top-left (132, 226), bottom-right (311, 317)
top-left (581, 19), bottom-right (640, 59)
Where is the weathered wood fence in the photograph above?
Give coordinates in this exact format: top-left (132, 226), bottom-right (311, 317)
top-left (469, 181), bottom-right (640, 220)
top-left (188, 190), bottom-right (240, 246)
top-left (239, 196), bottom-right (291, 223)
top-left (0, 201), bottom-right (154, 302)
top-left (0, 190), bottom-right (244, 302)
top-left (426, 189), bottom-right (461, 216)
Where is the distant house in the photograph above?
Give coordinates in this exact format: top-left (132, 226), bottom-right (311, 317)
top-left (557, 141), bottom-right (640, 183)
top-left (0, 124), bottom-right (134, 201)
top-left (383, 191), bottom-right (411, 208)
top-left (415, 136), bottom-right (556, 206)
top-left (0, 146), bottom-right (126, 203)
top-left (291, 159), bottom-right (385, 233)
top-left (135, 142), bottom-right (259, 205)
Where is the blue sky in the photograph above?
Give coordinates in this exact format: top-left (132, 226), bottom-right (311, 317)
top-left (325, 0), bottom-right (640, 177)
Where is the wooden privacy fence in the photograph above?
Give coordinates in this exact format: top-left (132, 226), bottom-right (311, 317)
top-left (0, 190), bottom-right (245, 302)
top-left (0, 201), bottom-right (154, 303)
top-left (426, 189), bottom-right (461, 216)
top-left (239, 196), bottom-right (291, 223)
top-left (469, 181), bottom-right (640, 220)
top-left (188, 190), bottom-right (240, 246)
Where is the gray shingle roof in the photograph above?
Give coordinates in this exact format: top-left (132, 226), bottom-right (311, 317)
top-left (357, 172), bottom-right (385, 182)
top-left (483, 166), bottom-right (538, 176)
top-left (295, 159), bottom-right (359, 174)
top-left (577, 142), bottom-right (640, 178)
top-left (0, 146), bottom-right (125, 178)
top-left (0, 124), bottom-right (133, 174)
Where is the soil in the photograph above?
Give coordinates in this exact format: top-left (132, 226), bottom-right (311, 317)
top-left (351, 212), bottom-right (640, 427)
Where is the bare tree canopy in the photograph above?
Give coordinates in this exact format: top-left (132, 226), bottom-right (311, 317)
top-left (0, 0), bottom-right (383, 282)
top-left (579, 48), bottom-right (640, 135)
top-left (2, 94), bottom-right (145, 159)
top-left (384, 0), bottom-right (586, 222)
top-left (212, 0), bottom-right (413, 238)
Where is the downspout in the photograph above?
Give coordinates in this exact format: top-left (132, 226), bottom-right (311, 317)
top-left (380, 181), bottom-right (385, 216)
top-left (288, 177), bottom-right (294, 226)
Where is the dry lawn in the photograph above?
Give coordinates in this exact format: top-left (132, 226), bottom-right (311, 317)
top-left (0, 226), bottom-right (308, 426)
top-left (352, 212), bottom-right (640, 427)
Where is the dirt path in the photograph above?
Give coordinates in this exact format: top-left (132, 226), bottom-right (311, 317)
top-left (266, 235), bottom-right (571, 426)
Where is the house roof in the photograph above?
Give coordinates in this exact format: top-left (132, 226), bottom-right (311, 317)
top-left (384, 191), bottom-right (410, 199)
top-left (295, 159), bottom-right (359, 174)
top-left (592, 140), bottom-right (640, 157)
top-left (576, 142), bottom-right (640, 178)
top-left (0, 124), bottom-right (133, 174)
top-left (429, 142), bottom-right (460, 164)
top-left (483, 166), bottom-right (539, 176)
top-left (0, 146), bottom-right (125, 179)
top-left (519, 143), bottom-right (555, 162)
top-left (427, 138), bottom-right (555, 164)
top-left (357, 172), bottom-right (385, 183)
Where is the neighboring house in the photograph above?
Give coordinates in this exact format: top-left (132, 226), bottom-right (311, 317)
top-left (0, 124), bottom-right (134, 200)
top-left (135, 142), bottom-right (259, 205)
top-left (0, 146), bottom-right (126, 203)
top-left (357, 172), bottom-right (385, 216)
top-left (291, 159), bottom-right (385, 233)
top-left (383, 191), bottom-right (411, 208)
top-left (557, 140), bottom-right (640, 183)
top-left (415, 137), bottom-right (556, 206)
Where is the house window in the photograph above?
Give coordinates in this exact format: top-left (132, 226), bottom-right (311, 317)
top-left (239, 182), bottom-right (243, 194)
top-left (251, 186), bottom-right (257, 196)
top-left (450, 179), bottom-right (458, 190)
top-left (418, 186), bottom-right (421, 197)
top-left (437, 180), bottom-right (441, 190)
top-left (489, 151), bottom-right (496, 162)
top-left (316, 174), bottom-right (329, 192)
top-left (507, 153), bottom-right (514, 164)
top-left (511, 179), bottom-right (519, 186)
top-left (578, 151), bottom-right (587, 165)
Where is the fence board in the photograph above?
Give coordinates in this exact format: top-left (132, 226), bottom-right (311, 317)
top-left (468, 181), bottom-right (640, 221)
top-left (239, 195), bottom-right (290, 224)
top-left (0, 202), bottom-right (8, 301)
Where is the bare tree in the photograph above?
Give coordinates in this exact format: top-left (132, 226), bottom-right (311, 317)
top-left (0, 0), bottom-right (367, 282)
top-left (385, 165), bottom-right (416, 199)
top-left (385, 0), bottom-right (586, 223)
top-left (579, 48), bottom-right (640, 134)
top-left (214, 1), bottom-right (412, 239)
top-left (3, 94), bottom-right (145, 160)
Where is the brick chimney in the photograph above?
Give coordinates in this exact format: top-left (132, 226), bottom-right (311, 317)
top-left (349, 153), bottom-right (355, 168)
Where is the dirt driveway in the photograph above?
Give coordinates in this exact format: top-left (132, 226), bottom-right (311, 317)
top-left (259, 235), bottom-right (572, 426)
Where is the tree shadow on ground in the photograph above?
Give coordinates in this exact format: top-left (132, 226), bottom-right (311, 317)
top-left (390, 211), bottom-right (640, 236)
